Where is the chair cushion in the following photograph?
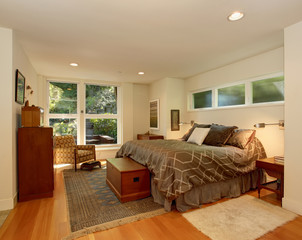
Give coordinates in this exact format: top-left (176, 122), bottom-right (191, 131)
top-left (54, 135), bottom-right (76, 148)
top-left (78, 150), bottom-right (94, 157)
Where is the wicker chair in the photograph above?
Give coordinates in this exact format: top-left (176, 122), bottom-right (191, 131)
top-left (53, 135), bottom-right (96, 171)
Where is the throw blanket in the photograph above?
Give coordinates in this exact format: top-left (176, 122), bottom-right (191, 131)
top-left (116, 138), bottom-right (266, 201)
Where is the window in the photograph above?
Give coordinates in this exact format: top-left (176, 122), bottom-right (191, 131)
top-left (48, 82), bottom-right (78, 140)
top-left (189, 73), bottom-right (284, 111)
top-left (47, 81), bottom-right (120, 147)
top-left (193, 90), bottom-right (212, 109)
top-left (252, 76), bottom-right (284, 103)
top-left (49, 82), bottom-right (77, 114)
top-left (218, 84), bottom-right (245, 107)
top-left (85, 84), bottom-right (118, 145)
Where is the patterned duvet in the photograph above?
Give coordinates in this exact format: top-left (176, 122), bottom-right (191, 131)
top-left (116, 138), bottom-right (266, 201)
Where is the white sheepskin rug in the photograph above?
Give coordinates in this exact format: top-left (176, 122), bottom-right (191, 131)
top-left (182, 195), bottom-right (297, 240)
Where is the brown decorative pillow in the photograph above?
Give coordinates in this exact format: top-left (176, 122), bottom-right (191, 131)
top-left (227, 129), bottom-right (256, 149)
top-left (203, 124), bottom-right (238, 146)
top-left (182, 123), bottom-right (212, 141)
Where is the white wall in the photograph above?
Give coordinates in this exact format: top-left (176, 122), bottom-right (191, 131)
top-left (121, 82), bottom-right (134, 144)
top-left (0, 28), bottom-right (14, 211)
top-left (133, 84), bottom-right (150, 139)
top-left (0, 28), bottom-right (38, 211)
top-left (149, 77), bottom-right (186, 139)
top-left (12, 31), bottom-right (39, 206)
top-left (283, 21), bottom-right (302, 215)
top-left (185, 48), bottom-right (284, 157)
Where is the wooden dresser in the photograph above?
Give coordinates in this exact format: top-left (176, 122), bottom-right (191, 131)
top-left (18, 127), bottom-right (54, 201)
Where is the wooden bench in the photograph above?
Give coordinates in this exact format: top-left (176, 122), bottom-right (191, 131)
top-left (106, 157), bottom-right (150, 203)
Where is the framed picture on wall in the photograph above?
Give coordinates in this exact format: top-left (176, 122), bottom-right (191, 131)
top-left (171, 109), bottom-right (180, 131)
top-left (15, 69), bottom-right (25, 105)
top-left (150, 99), bottom-right (159, 130)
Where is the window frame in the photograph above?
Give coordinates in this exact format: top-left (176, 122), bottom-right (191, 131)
top-left (83, 83), bottom-right (121, 147)
top-left (191, 88), bottom-right (213, 109)
top-left (188, 72), bottom-right (284, 112)
top-left (46, 79), bottom-right (122, 149)
top-left (46, 80), bottom-right (80, 143)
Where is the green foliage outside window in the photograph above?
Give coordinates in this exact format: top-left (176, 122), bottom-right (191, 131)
top-left (193, 90), bottom-right (212, 109)
top-left (49, 82), bottom-right (77, 114)
top-left (86, 85), bottom-right (117, 114)
top-left (49, 118), bottom-right (77, 137)
top-left (87, 119), bottom-right (117, 143)
top-left (48, 82), bottom-right (119, 145)
top-left (218, 84), bottom-right (245, 107)
top-left (252, 76), bottom-right (284, 103)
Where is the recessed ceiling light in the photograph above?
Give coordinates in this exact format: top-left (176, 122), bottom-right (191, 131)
top-left (228, 11), bottom-right (244, 21)
top-left (70, 63), bottom-right (78, 67)
top-left (138, 72), bottom-right (145, 75)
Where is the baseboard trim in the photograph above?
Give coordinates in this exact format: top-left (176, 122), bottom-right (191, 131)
top-left (0, 196), bottom-right (15, 211)
top-left (282, 197), bottom-right (302, 215)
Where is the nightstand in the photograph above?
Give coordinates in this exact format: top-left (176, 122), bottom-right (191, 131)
top-left (137, 134), bottom-right (164, 140)
top-left (256, 157), bottom-right (284, 200)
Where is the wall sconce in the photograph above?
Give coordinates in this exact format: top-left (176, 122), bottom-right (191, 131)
top-left (254, 120), bottom-right (284, 130)
top-left (179, 120), bottom-right (195, 126)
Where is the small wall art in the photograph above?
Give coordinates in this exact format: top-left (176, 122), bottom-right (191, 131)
top-left (171, 109), bottom-right (180, 131)
top-left (15, 69), bottom-right (25, 104)
top-left (150, 99), bottom-right (159, 130)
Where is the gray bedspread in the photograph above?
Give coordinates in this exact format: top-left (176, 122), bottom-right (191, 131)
top-left (116, 138), bottom-right (266, 201)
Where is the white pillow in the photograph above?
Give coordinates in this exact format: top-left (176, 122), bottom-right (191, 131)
top-left (187, 128), bottom-right (210, 145)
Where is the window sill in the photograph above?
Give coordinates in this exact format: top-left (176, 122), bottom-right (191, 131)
top-left (95, 145), bottom-right (121, 151)
top-left (188, 101), bottom-right (284, 112)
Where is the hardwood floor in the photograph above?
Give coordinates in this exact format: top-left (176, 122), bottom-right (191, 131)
top-left (1, 163), bottom-right (302, 240)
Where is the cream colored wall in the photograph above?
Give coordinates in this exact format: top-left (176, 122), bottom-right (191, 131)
top-left (0, 28), bottom-right (14, 211)
top-left (185, 48), bottom-right (284, 157)
top-left (121, 82), bottom-right (134, 144)
top-left (0, 28), bottom-right (38, 211)
top-left (283, 21), bottom-right (302, 215)
top-left (165, 78), bottom-right (186, 139)
top-left (149, 77), bottom-right (186, 139)
top-left (133, 84), bottom-right (150, 139)
top-left (12, 31), bottom-right (39, 209)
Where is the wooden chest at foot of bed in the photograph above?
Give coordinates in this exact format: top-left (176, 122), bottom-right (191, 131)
top-left (106, 157), bottom-right (150, 203)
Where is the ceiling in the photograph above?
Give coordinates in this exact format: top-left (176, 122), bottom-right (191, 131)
top-left (1, 0), bottom-right (302, 84)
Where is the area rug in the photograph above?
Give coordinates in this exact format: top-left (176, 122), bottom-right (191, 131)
top-left (62, 167), bottom-right (165, 240)
top-left (182, 195), bottom-right (297, 240)
top-left (0, 210), bottom-right (11, 228)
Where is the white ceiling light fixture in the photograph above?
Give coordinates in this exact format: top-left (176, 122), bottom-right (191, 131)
top-left (228, 11), bottom-right (244, 21)
top-left (138, 72), bottom-right (145, 75)
top-left (70, 63), bottom-right (78, 67)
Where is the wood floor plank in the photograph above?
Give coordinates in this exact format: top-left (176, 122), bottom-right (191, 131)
top-left (0, 163), bottom-right (301, 240)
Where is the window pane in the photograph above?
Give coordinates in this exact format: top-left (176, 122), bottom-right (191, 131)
top-left (86, 85), bottom-right (117, 114)
top-left (49, 82), bottom-right (77, 114)
top-left (252, 76), bottom-right (284, 103)
top-left (49, 118), bottom-right (77, 142)
top-left (218, 84), bottom-right (245, 107)
top-left (86, 119), bottom-right (117, 145)
top-left (193, 90), bottom-right (212, 109)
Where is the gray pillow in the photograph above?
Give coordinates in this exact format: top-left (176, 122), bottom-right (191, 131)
top-left (203, 124), bottom-right (238, 146)
top-left (227, 129), bottom-right (256, 149)
top-left (182, 123), bottom-right (212, 141)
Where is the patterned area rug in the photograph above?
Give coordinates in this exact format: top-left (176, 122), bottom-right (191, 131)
top-left (182, 195), bottom-right (297, 240)
top-left (62, 167), bottom-right (165, 240)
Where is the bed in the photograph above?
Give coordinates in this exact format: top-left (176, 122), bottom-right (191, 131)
top-left (116, 124), bottom-right (267, 212)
